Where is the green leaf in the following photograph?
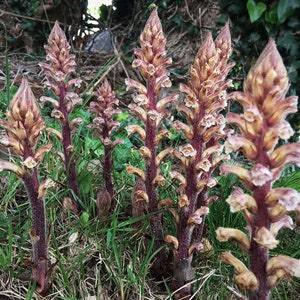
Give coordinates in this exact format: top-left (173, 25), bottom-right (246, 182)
top-left (278, 0), bottom-right (300, 24)
top-left (277, 32), bottom-right (299, 56)
top-left (116, 111), bottom-right (130, 122)
top-left (106, 229), bottom-right (112, 246)
top-left (264, 6), bottom-right (278, 24)
top-left (113, 136), bottom-right (133, 165)
top-left (85, 137), bottom-right (104, 157)
top-left (80, 212), bottom-right (90, 224)
top-left (247, 0), bottom-right (267, 23)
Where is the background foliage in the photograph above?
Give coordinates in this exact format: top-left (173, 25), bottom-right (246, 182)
top-left (220, 0), bottom-right (300, 133)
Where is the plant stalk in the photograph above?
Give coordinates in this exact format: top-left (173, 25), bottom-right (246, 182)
top-left (23, 169), bottom-right (49, 294)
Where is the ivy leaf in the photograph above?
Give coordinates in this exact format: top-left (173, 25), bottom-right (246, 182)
top-left (247, 0), bottom-right (267, 23)
top-left (264, 6), bottom-right (278, 24)
top-left (278, 0), bottom-right (300, 24)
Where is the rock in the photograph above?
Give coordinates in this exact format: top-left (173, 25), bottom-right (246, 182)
top-left (84, 30), bottom-right (114, 54)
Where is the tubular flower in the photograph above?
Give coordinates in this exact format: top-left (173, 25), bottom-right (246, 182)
top-left (249, 164), bottom-right (273, 187)
top-left (165, 235), bottom-right (179, 250)
top-left (235, 271), bottom-right (260, 291)
top-left (221, 252), bottom-right (258, 291)
top-left (0, 160), bottom-right (25, 177)
top-left (226, 186), bottom-right (257, 213)
top-left (219, 39), bottom-right (299, 299)
top-left (266, 255), bottom-right (300, 288)
top-left (216, 227), bottom-right (250, 252)
top-left (220, 163), bottom-right (253, 189)
top-left (266, 188), bottom-right (300, 210)
top-left (39, 21), bottom-right (83, 213)
top-left (170, 171), bottom-right (187, 189)
top-left (267, 255), bottom-right (300, 279)
top-left (270, 215), bottom-right (293, 237)
top-left (188, 207), bottom-right (209, 225)
top-left (126, 166), bottom-right (146, 182)
top-left (253, 227), bottom-right (279, 249)
top-left (225, 135), bottom-right (257, 160)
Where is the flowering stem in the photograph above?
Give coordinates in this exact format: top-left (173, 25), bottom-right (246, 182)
top-left (61, 120), bottom-right (80, 202)
top-left (249, 185), bottom-right (271, 300)
top-left (39, 21), bottom-right (83, 214)
top-left (0, 78), bottom-right (53, 295)
top-left (146, 81), bottom-right (166, 275)
top-left (102, 119), bottom-right (114, 197)
top-left (89, 78), bottom-right (122, 206)
top-left (23, 170), bottom-right (49, 294)
top-left (125, 8), bottom-right (175, 277)
top-left (249, 242), bottom-right (269, 300)
top-left (217, 39), bottom-right (300, 298)
top-left (170, 23), bottom-right (234, 297)
top-left (177, 164), bottom-right (198, 255)
top-left (103, 143), bottom-right (114, 197)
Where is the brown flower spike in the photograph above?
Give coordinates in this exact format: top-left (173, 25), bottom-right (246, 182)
top-left (39, 21), bottom-right (83, 214)
top-left (125, 7), bottom-right (177, 277)
top-left (168, 23), bottom-right (234, 297)
top-left (217, 39), bottom-right (300, 300)
top-left (0, 78), bottom-right (53, 295)
top-left (89, 79), bottom-right (122, 212)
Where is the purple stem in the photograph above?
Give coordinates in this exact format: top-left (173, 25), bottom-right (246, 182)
top-left (59, 85), bottom-right (82, 214)
top-left (249, 139), bottom-right (271, 300)
top-left (102, 124), bottom-right (114, 197)
top-left (173, 164), bottom-right (198, 294)
top-left (103, 144), bottom-right (114, 197)
top-left (23, 169), bottom-right (49, 295)
top-left (249, 184), bottom-right (271, 300)
top-left (146, 80), bottom-right (166, 277)
top-left (173, 111), bottom-right (211, 295)
top-left (194, 137), bottom-right (216, 242)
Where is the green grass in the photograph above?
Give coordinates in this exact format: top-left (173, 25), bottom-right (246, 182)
top-left (1, 153), bottom-right (300, 299)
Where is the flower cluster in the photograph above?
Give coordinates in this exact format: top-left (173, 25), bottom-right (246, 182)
top-left (89, 79), bottom-right (122, 211)
top-left (39, 21), bottom-right (82, 214)
top-left (216, 39), bottom-right (300, 299)
top-left (125, 7), bottom-right (178, 276)
top-left (0, 78), bottom-right (53, 295)
top-left (166, 23), bottom-right (234, 298)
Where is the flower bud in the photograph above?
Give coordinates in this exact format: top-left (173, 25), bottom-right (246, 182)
top-left (267, 255), bottom-right (300, 278)
top-left (226, 186), bottom-right (257, 213)
top-left (3, 78), bottom-right (44, 151)
top-left (127, 166), bottom-right (146, 182)
top-left (253, 227), bottom-right (279, 249)
top-left (216, 227), bottom-right (250, 252)
top-left (165, 235), bottom-right (179, 250)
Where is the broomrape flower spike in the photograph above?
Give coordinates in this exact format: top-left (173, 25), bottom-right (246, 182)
top-left (125, 7), bottom-right (176, 278)
top-left (0, 78), bottom-right (53, 295)
top-left (217, 38), bottom-right (300, 300)
top-left (169, 22), bottom-right (234, 298)
top-left (89, 79), bottom-right (122, 205)
top-left (39, 21), bottom-right (82, 214)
